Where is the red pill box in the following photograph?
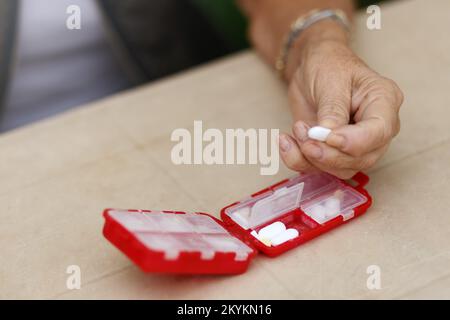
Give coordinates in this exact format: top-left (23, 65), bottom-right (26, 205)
top-left (102, 172), bottom-right (372, 275)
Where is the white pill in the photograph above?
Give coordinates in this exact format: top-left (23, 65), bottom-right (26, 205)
top-left (251, 230), bottom-right (272, 246)
top-left (309, 205), bottom-right (326, 223)
top-left (258, 221), bottom-right (286, 240)
top-left (259, 237), bottom-right (272, 247)
top-left (310, 204), bottom-right (326, 216)
top-left (272, 229), bottom-right (299, 246)
top-left (324, 197), bottom-right (341, 217)
top-left (308, 126), bottom-right (331, 142)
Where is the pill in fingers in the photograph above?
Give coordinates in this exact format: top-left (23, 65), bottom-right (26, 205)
top-left (308, 126), bottom-right (331, 142)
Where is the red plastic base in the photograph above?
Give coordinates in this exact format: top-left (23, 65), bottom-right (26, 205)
top-left (103, 210), bottom-right (257, 275)
top-left (220, 172), bottom-right (372, 257)
top-left (102, 172), bottom-right (372, 274)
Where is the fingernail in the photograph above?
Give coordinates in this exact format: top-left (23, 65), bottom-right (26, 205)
top-left (279, 135), bottom-right (291, 152)
top-left (327, 133), bottom-right (346, 149)
top-left (305, 144), bottom-right (323, 159)
top-left (293, 122), bottom-right (308, 142)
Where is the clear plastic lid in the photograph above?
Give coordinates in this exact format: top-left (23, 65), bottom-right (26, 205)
top-left (226, 172), bottom-right (338, 229)
top-left (287, 172), bottom-right (338, 202)
top-left (108, 210), bottom-right (253, 261)
top-left (301, 186), bottom-right (368, 225)
top-left (248, 182), bottom-right (304, 228)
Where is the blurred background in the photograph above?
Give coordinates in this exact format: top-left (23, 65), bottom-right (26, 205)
top-left (0, 0), bottom-right (386, 133)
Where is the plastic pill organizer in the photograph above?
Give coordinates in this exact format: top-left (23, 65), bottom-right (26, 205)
top-left (103, 172), bottom-right (372, 275)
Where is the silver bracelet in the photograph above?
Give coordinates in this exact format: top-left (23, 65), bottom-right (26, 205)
top-left (275, 9), bottom-right (351, 77)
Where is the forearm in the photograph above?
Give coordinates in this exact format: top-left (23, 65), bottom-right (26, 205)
top-left (237, 0), bottom-right (355, 80)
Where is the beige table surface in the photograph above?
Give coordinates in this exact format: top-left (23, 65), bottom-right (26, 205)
top-left (1, 0), bottom-right (449, 299)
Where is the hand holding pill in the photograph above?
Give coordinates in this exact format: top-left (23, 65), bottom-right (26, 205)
top-left (278, 38), bottom-right (404, 179)
top-left (307, 126), bottom-right (331, 142)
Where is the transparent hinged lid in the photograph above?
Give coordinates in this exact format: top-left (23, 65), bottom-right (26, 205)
top-left (226, 172), bottom-right (340, 229)
top-left (249, 182), bottom-right (304, 227)
top-left (301, 186), bottom-right (367, 225)
top-left (108, 210), bottom-right (253, 261)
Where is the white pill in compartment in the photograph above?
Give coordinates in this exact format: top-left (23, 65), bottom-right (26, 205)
top-left (309, 204), bottom-right (327, 222)
top-left (258, 221), bottom-right (286, 240)
top-left (271, 229), bottom-right (300, 246)
top-left (308, 126), bottom-right (331, 142)
top-left (324, 197), bottom-right (341, 217)
top-left (306, 195), bottom-right (342, 223)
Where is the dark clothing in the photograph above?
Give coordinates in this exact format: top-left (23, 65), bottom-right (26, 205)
top-left (0, 0), bottom-right (241, 116)
top-left (0, 0), bottom-right (383, 119)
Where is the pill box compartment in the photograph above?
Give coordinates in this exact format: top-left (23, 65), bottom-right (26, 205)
top-left (103, 172), bottom-right (371, 274)
top-left (221, 172), bottom-right (371, 257)
top-left (103, 209), bottom-right (257, 274)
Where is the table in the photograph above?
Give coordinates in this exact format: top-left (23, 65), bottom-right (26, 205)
top-left (1, 0), bottom-right (450, 299)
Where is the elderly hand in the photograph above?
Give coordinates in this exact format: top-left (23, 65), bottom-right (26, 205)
top-left (279, 20), bottom-right (404, 179)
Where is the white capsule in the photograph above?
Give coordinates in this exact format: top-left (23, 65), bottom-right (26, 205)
top-left (324, 197), bottom-right (341, 217)
top-left (258, 221), bottom-right (286, 240)
top-left (309, 204), bottom-right (326, 222)
top-left (310, 204), bottom-right (326, 215)
top-left (251, 230), bottom-right (272, 246)
top-left (272, 229), bottom-right (299, 246)
top-left (308, 126), bottom-right (331, 142)
top-left (259, 237), bottom-right (272, 247)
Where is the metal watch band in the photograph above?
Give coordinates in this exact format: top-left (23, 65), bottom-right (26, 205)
top-left (275, 9), bottom-right (351, 77)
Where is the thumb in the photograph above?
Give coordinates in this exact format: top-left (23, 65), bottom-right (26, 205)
top-left (316, 81), bottom-right (351, 129)
top-left (327, 95), bottom-right (401, 157)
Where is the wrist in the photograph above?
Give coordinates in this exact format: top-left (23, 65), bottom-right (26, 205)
top-left (284, 19), bottom-right (351, 81)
